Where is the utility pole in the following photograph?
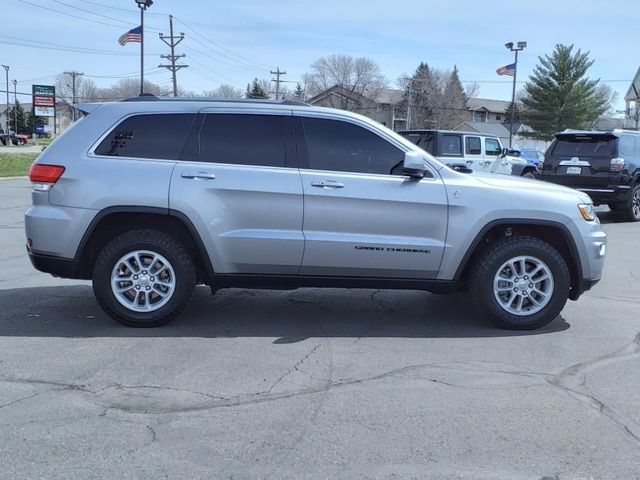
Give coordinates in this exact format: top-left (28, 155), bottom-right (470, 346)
top-left (2, 65), bottom-right (8, 137)
top-left (270, 67), bottom-right (286, 100)
top-left (63, 71), bottom-right (84, 122)
top-left (159, 15), bottom-right (188, 97)
top-left (12, 79), bottom-right (17, 133)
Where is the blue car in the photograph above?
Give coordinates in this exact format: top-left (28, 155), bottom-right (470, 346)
top-left (508, 148), bottom-right (545, 167)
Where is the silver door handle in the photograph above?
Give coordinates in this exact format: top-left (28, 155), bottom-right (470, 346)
top-left (311, 181), bottom-right (344, 189)
top-left (181, 172), bottom-right (216, 180)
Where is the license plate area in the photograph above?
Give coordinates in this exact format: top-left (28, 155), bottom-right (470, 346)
top-left (566, 166), bottom-right (582, 175)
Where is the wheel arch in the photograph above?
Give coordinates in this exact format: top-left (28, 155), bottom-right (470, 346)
top-left (454, 219), bottom-right (583, 300)
top-left (74, 206), bottom-right (213, 283)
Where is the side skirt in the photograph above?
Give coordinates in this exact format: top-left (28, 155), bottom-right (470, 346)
top-left (208, 274), bottom-right (462, 294)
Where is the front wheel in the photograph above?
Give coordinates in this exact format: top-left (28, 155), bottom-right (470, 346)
top-left (470, 236), bottom-right (570, 329)
top-left (92, 229), bottom-right (196, 327)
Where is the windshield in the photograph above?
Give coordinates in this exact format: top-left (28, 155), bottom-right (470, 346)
top-left (551, 136), bottom-right (616, 157)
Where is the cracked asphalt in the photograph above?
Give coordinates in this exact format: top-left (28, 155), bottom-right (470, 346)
top-left (1, 177), bottom-right (639, 479)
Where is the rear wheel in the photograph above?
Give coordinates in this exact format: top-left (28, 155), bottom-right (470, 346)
top-left (522, 170), bottom-right (536, 179)
top-left (470, 236), bottom-right (571, 329)
top-left (623, 185), bottom-right (640, 222)
top-left (93, 229), bottom-right (196, 327)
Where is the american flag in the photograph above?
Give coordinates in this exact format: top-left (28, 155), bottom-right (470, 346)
top-left (118, 26), bottom-right (142, 46)
top-left (496, 63), bottom-right (516, 76)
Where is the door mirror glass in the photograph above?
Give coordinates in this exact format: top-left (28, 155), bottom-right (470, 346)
top-left (501, 147), bottom-right (510, 156)
top-left (402, 151), bottom-right (429, 177)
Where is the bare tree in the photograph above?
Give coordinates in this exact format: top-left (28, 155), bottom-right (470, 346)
top-left (305, 54), bottom-right (387, 111)
top-left (55, 73), bottom-right (99, 121)
top-left (203, 84), bottom-right (244, 98)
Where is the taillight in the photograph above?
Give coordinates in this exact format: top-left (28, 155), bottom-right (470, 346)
top-left (610, 157), bottom-right (625, 173)
top-left (29, 164), bottom-right (65, 191)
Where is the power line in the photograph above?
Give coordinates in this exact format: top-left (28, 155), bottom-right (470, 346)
top-left (49, 0), bottom-right (164, 32)
top-left (159, 15), bottom-right (188, 97)
top-left (16, 0), bottom-right (132, 29)
top-left (0, 35), bottom-right (160, 56)
top-left (172, 16), bottom-right (273, 70)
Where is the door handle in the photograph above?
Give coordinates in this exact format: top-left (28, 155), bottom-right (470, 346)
top-left (311, 180), bottom-right (344, 189)
top-left (181, 172), bottom-right (216, 180)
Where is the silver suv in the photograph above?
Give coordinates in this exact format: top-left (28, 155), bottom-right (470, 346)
top-left (25, 97), bottom-right (607, 329)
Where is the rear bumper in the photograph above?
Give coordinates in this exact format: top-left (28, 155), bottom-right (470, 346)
top-left (28, 250), bottom-right (77, 278)
top-left (575, 185), bottom-right (632, 205)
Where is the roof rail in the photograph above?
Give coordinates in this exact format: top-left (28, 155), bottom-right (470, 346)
top-left (118, 95), bottom-right (310, 106)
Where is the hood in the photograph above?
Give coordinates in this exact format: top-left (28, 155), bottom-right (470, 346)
top-left (473, 172), bottom-right (593, 203)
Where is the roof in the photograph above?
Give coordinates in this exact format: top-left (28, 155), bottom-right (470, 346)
top-left (458, 121), bottom-right (511, 138)
top-left (308, 85), bottom-right (404, 106)
top-left (466, 97), bottom-right (512, 113)
top-left (120, 95), bottom-right (310, 106)
top-left (625, 65), bottom-right (640, 102)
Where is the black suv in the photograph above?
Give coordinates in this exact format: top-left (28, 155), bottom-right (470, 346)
top-left (539, 130), bottom-right (640, 221)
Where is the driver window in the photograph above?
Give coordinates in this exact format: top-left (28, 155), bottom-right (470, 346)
top-left (302, 117), bottom-right (404, 175)
top-left (485, 138), bottom-right (501, 156)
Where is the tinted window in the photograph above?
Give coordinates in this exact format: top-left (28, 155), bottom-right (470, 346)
top-left (465, 136), bottom-right (481, 155)
top-left (199, 114), bottom-right (286, 167)
top-left (485, 138), bottom-right (501, 156)
top-left (551, 136), bottom-right (615, 157)
top-left (95, 113), bottom-right (195, 159)
top-left (619, 135), bottom-right (635, 156)
top-left (635, 137), bottom-right (640, 156)
top-left (401, 132), bottom-right (435, 153)
top-left (441, 134), bottom-right (462, 156)
top-left (302, 117), bottom-right (404, 175)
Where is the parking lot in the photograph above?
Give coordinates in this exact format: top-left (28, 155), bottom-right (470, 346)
top-left (1, 176), bottom-right (639, 479)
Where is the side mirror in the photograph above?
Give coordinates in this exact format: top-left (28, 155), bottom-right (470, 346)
top-left (402, 151), bottom-right (429, 178)
top-left (501, 147), bottom-right (510, 156)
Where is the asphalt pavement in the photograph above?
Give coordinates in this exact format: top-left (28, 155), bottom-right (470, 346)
top-left (1, 177), bottom-right (639, 479)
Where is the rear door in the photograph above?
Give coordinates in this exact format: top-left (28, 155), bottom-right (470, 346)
top-left (540, 134), bottom-right (617, 188)
top-left (170, 110), bottom-right (304, 274)
top-left (297, 115), bottom-right (448, 279)
top-left (463, 135), bottom-right (483, 171)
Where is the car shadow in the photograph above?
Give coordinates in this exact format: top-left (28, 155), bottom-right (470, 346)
top-left (0, 285), bottom-right (569, 341)
top-left (597, 209), bottom-right (632, 224)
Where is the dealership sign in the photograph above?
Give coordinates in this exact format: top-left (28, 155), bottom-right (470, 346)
top-left (32, 85), bottom-right (55, 117)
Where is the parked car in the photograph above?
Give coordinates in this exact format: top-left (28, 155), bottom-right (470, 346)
top-left (399, 129), bottom-right (538, 178)
top-left (509, 148), bottom-right (545, 167)
top-left (539, 129), bottom-right (640, 221)
top-left (0, 129), bottom-right (29, 146)
top-left (25, 97), bottom-right (606, 330)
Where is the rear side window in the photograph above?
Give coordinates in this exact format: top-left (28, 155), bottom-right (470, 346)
top-left (302, 117), bottom-right (404, 175)
top-left (619, 135), bottom-right (635, 156)
top-left (199, 114), bottom-right (286, 167)
top-left (551, 136), bottom-right (615, 157)
top-left (485, 138), bottom-right (501, 156)
top-left (465, 136), bottom-right (481, 155)
top-left (440, 134), bottom-right (462, 156)
top-left (402, 132), bottom-right (435, 153)
top-left (95, 113), bottom-right (195, 159)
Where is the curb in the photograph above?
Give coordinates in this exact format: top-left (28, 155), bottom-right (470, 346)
top-left (0, 176), bottom-right (28, 181)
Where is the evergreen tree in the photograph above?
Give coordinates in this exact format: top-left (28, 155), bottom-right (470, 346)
top-left (8, 100), bottom-right (27, 133)
top-left (503, 101), bottom-right (521, 124)
top-left (292, 83), bottom-right (305, 102)
top-left (405, 62), bottom-right (434, 129)
top-left (441, 65), bottom-right (467, 129)
top-left (521, 44), bottom-right (609, 140)
top-left (247, 78), bottom-right (269, 99)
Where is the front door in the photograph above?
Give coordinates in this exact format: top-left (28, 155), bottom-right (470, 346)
top-left (296, 116), bottom-right (448, 279)
top-left (170, 111), bottom-right (304, 274)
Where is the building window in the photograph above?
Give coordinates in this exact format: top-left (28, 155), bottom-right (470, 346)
top-left (473, 110), bottom-right (487, 123)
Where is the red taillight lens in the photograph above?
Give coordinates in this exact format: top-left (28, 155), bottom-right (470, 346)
top-left (29, 164), bottom-right (65, 183)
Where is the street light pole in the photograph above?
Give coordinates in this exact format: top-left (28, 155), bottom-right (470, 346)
top-left (135, 0), bottom-right (153, 96)
top-left (505, 41), bottom-right (527, 149)
top-left (12, 79), bottom-right (17, 134)
top-left (2, 65), bottom-right (9, 137)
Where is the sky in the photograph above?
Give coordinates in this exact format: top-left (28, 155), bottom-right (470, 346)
top-left (3, 0), bottom-right (638, 112)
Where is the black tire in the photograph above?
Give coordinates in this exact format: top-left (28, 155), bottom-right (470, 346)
top-left (92, 229), bottom-right (196, 327)
top-left (622, 185), bottom-right (640, 222)
top-left (469, 236), bottom-right (571, 330)
top-left (522, 171), bottom-right (536, 179)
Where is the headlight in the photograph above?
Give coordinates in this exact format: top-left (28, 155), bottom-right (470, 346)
top-left (578, 203), bottom-right (596, 221)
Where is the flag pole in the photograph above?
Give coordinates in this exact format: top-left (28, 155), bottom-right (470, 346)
top-left (509, 50), bottom-right (518, 149)
top-left (139, 4), bottom-right (144, 95)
